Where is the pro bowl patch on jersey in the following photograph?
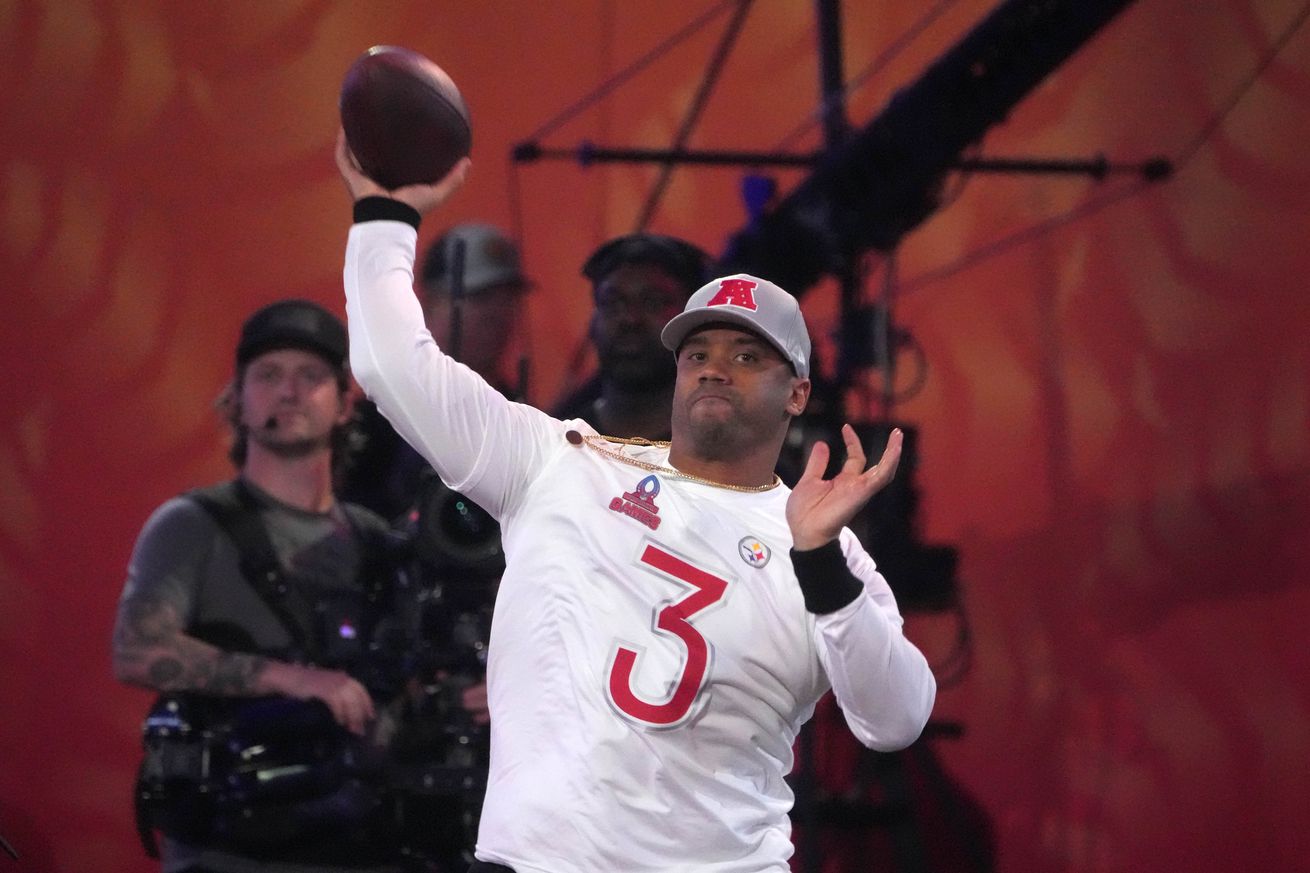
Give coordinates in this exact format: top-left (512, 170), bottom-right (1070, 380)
top-left (738, 536), bottom-right (771, 568)
top-left (609, 474), bottom-right (662, 530)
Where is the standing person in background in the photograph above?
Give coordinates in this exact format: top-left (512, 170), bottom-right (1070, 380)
top-left (552, 233), bottom-right (711, 440)
top-left (112, 299), bottom-right (408, 873)
top-left (336, 135), bottom-right (935, 873)
top-left (344, 222), bottom-right (532, 521)
top-left (419, 223), bottom-right (533, 400)
top-left (340, 222), bottom-right (529, 867)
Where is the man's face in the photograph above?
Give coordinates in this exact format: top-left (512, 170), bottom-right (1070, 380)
top-left (424, 281), bottom-right (525, 381)
top-left (590, 262), bottom-right (688, 389)
top-left (239, 348), bottom-right (349, 457)
top-left (670, 326), bottom-right (809, 461)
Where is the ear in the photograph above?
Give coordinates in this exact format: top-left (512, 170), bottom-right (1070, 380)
top-left (337, 383), bottom-right (358, 426)
top-left (786, 378), bottom-right (811, 417)
top-left (216, 379), bottom-right (242, 427)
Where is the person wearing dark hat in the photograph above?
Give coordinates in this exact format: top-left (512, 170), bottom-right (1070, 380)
top-left (552, 233), bottom-right (711, 440)
top-left (111, 300), bottom-right (424, 873)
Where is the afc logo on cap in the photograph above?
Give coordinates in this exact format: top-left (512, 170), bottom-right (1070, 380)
top-left (706, 278), bottom-right (758, 311)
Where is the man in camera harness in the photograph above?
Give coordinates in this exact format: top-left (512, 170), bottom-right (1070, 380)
top-left (113, 299), bottom-right (413, 873)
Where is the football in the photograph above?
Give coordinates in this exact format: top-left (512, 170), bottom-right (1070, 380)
top-left (339, 45), bottom-right (472, 190)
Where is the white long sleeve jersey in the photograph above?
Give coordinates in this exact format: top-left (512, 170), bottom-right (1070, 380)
top-left (345, 220), bottom-right (936, 873)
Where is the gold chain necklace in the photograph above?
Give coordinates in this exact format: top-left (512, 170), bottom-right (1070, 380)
top-left (581, 434), bottom-right (780, 493)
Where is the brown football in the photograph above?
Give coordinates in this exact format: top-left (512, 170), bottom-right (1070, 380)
top-left (339, 45), bottom-right (472, 190)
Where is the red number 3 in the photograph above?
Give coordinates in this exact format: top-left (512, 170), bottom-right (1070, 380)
top-left (607, 543), bottom-right (729, 728)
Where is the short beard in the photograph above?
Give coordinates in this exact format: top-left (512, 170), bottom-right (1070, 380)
top-left (598, 351), bottom-right (676, 393)
top-left (248, 428), bottom-right (331, 459)
top-left (684, 419), bottom-right (740, 461)
top-left (679, 398), bottom-right (768, 461)
top-left (676, 398), bottom-right (790, 463)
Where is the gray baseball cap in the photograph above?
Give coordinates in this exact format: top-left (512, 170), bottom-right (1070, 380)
top-left (660, 273), bottom-right (811, 378)
top-left (421, 223), bottom-right (526, 295)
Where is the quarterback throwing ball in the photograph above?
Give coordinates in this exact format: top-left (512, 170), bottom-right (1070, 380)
top-left (335, 138), bottom-right (935, 873)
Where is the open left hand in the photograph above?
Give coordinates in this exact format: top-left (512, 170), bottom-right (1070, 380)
top-left (334, 127), bottom-right (470, 216)
top-left (786, 425), bottom-right (903, 551)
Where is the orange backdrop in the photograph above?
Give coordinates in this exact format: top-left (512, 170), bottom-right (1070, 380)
top-left (1, 1), bottom-right (1308, 871)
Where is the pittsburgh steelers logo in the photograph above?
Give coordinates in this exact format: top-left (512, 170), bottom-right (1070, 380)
top-left (738, 536), bottom-right (771, 568)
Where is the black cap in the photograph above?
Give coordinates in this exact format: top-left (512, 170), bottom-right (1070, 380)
top-left (236, 299), bottom-right (348, 370)
top-left (581, 234), bottom-right (712, 297)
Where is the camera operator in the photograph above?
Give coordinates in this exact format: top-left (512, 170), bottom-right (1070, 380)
top-left (112, 299), bottom-right (409, 873)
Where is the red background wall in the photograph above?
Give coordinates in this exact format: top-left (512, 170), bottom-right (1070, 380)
top-left (1, 2), bottom-right (1307, 871)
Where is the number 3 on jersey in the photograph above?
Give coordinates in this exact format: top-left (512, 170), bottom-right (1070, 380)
top-left (607, 543), bottom-right (729, 729)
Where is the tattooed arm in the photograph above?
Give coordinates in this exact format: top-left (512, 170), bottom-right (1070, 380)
top-left (111, 587), bottom-right (265, 691)
top-left (111, 498), bottom-right (375, 735)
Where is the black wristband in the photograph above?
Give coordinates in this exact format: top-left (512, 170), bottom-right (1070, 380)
top-left (353, 197), bottom-right (421, 230)
top-left (791, 540), bottom-right (865, 615)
